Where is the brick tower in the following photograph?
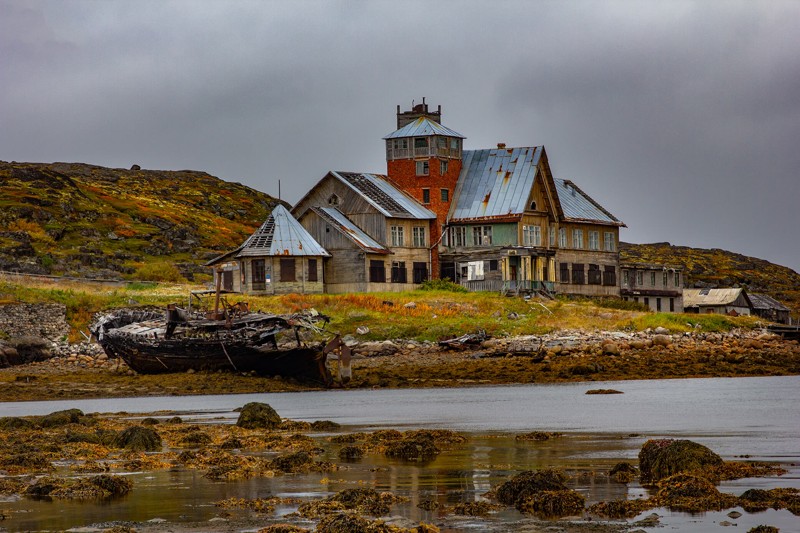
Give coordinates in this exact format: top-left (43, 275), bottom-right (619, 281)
top-left (383, 99), bottom-right (466, 277)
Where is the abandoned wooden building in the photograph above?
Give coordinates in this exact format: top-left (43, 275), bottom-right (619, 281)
top-left (206, 205), bottom-right (329, 295)
top-left (683, 288), bottom-right (752, 316)
top-left (620, 262), bottom-right (685, 312)
top-left (748, 293), bottom-right (791, 324)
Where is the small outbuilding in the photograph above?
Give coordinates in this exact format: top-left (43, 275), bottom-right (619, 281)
top-left (683, 288), bottom-right (751, 316)
top-left (206, 205), bottom-right (330, 295)
top-left (748, 293), bottom-right (791, 324)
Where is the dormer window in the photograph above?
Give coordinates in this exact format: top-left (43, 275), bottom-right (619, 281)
top-left (327, 194), bottom-right (340, 206)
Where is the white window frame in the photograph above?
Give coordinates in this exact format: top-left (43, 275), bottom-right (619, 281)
top-left (572, 229), bottom-right (584, 249)
top-left (604, 231), bottom-right (615, 252)
top-left (391, 225), bottom-right (404, 247)
top-left (523, 225), bottom-right (541, 246)
top-left (412, 226), bottom-right (426, 247)
top-left (559, 227), bottom-right (567, 248)
top-left (450, 226), bottom-right (466, 247)
top-left (473, 225), bottom-right (492, 246)
top-left (588, 230), bottom-right (600, 250)
top-left (415, 160), bottom-right (429, 176)
top-left (549, 225), bottom-right (556, 247)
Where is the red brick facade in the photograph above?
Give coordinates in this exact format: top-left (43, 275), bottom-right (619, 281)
top-left (387, 157), bottom-right (462, 278)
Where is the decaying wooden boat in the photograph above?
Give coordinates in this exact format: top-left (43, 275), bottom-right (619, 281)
top-left (90, 296), bottom-right (347, 385)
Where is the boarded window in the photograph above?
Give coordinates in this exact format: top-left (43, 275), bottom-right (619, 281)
top-left (559, 262), bottom-right (570, 283)
top-left (280, 258), bottom-right (296, 282)
top-left (391, 261), bottom-right (407, 283)
top-left (252, 259), bottom-right (266, 290)
top-left (307, 258), bottom-right (318, 282)
top-left (603, 265), bottom-right (617, 286)
top-left (369, 260), bottom-right (386, 283)
top-left (413, 262), bottom-right (428, 284)
top-left (571, 263), bottom-right (585, 284)
top-left (588, 264), bottom-right (602, 285)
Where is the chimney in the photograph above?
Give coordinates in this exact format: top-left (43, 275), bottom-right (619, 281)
top-left (497, 143), bottom-right (506, 149)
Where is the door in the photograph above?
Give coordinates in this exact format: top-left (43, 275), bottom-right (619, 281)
top-left (222, 270), bottom-right (233, 292)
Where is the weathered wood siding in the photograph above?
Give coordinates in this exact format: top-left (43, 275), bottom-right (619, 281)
top-left (238, 256), bottom-right (324, 295)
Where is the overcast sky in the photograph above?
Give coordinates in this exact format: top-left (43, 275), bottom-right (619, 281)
top-left (2, 0), bottom-right (799, 272)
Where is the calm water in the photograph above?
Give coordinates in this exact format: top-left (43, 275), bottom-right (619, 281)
top-left (1, 376), bottom-right (799, 532)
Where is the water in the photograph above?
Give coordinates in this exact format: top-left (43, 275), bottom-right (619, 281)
top-left (1, 376), bottom-right (798, 531)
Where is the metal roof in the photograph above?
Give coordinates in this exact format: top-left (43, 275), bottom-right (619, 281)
top-left (683, 288), bottom-right (746, 308)
top-left (554, 178), bottom-right (624, 226)
top-left (331, 171), bottom-right (436, 220)
top-left (236, 205), bottom-right (330, 257)
top-left (383, 117), bottom-right (466, 140)
top-left (748, 293), bottom-right (790, 312)
top-left (449, 146), bottom-right (542, 222)
top-left (311, 206), bottom-right (391, 254)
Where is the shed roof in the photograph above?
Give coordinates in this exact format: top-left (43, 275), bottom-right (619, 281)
top-left (235, 205), bottom-right (329, 258)
top-left (331, 171), bottom-right (436, 220)
top-left (449, 146), bottom-right (543, 222)
top-left (748, 293), bottom-right (790, 312)
top-left (555, 178), bottom-right (625, 226)
top-left (383, 116), bottom-right (466, 140)
top-left (310, 206), bottom-right (391, 254)
top-left (683, 288), bottom-right (746, 308)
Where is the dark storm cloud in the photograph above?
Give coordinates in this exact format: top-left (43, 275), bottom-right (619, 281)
top-left (1, 0), bottom-right (798, 271)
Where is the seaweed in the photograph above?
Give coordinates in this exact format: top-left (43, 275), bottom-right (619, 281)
top-left (236, 402), bottom-right (281, 429)
top-left (638, 439), bottom-right (723, 484)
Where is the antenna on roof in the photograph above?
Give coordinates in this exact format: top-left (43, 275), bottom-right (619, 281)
top-left (278, 179), bottom-right (281, 201)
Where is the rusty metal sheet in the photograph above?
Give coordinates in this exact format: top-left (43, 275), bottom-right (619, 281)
top-left (383, 116), bottom-right (466, 140)
top-left (236, 205), bottom-right (330, 258)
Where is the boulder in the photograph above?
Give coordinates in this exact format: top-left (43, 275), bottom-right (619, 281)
top-left (639, 439), bottom-right (723, 484)
top-left (235, 402), bottom-right (281, 429)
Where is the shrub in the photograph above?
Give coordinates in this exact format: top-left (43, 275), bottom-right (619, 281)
top-left (418, 278), bottom-right (467, 293)
top-left (133, 262), bottom-right (186, 283)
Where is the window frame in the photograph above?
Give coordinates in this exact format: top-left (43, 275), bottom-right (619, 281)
top-left (412, 226), bottom-right (426, 247)
top-left (604, 231), bottom-right (615, 252)
top-left (279, 257), bottom-right (296, 282)
top-left (390, 225), bottom-right (405, 247)
top-left (588, 230), bottom-right (600, 251)
top-left (422, 188), bottom-right (430, 204)
top-left (572, 229), bottom-right (584, 249)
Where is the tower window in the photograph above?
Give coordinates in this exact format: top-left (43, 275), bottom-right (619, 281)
top-left (440, 160), bottom-right (448, 175)
top-left (441, 188), bottom-right (449, 202)
top-left (416, 160), bottom-right (429, 176)
top-left (422, 188), bottom-right (430, 204)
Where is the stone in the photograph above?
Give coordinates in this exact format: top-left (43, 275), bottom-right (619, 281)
top-left (602, 342), bottom-right (620, 356)
top-left (652, 335), bottom-right (671, 347)
top-left (654, 327), bottom-right (670, 335)
top-left (403, 301), bottom-right (417, 309)
top-left (356, 326), bottom-right (370, 335)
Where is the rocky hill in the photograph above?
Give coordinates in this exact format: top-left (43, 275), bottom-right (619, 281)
top-left (621, 241), bottom-right (800, 315)
top-left (0, 161), bottom-right (283, 280)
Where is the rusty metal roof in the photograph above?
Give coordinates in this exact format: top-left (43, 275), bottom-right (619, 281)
top-left (450, 146), bottom-right (542, 222)
top-left (236, 205), bottom-right (329, 258)
top-left (555, 178), bottom-right (625, 227)
top-left (311, 206), bottom-right (391, 255)
top-left (332, 171), bottom-right (436, 220)
top-left (383, 116), bottom-right (466, 140)
top-left (683, 288), bottom-right (747, 308)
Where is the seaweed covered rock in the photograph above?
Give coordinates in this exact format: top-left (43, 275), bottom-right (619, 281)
top-left (516, 490), bottom-right (586, 518)
top-left (236, 402), bottom-right (281, 430)
top-left (639, 439), bottom-right (723, 484)
top-left (25, 474), bottom-right (132, 499)
top-left (515, 431), bottom-right (563, 442)
top-left (385, 433), bottom-right (440, 462)
top-left (298, 488), bottom-right (407, 518)
top-left (39, 408), bottom-right (85, 427)
top-left (114, 426), bottom-right (162, 452)
top-left (452, 500), bottom-right (500, 516)
top-left (311, 420), bottom-right (341, 431)
top-left (257, 525), bottom-right (311, 533)
top-left (315, 513), bottom-right (373, 533)
top-left (339, 445), bottom-right (365, 460)
top-left (656, 473), bottom-right (738, 512)
top-left (269, 450), bottom-right (336, 474)
top-left (610, 462), bottom-right (638, 483)
top-left (747, 527), bottom-right (779, 533)
top-left (0, 416), bottom-right (34, 430)
top-left (739, 487), bottom-right (800, 514)
top-left (494, 469), bottom-right (568, 506)
top-left (88, 474), bottom-right (133, 496)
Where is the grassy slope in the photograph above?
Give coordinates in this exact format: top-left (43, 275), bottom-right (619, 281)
top-left (621, 242), bottom-right (800, 317)
top-left (0, 161), bottom-right (282, 279)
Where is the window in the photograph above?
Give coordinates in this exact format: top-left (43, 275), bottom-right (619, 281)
top-left (369, 260), bottom-right (386, 282)
top-left (529, 201), bottom-right (537, 210)
top-left (422, 188), bottom-right (430, 204)
top-left (656, 297), bottom-right (662, 312)
top-left (280, 258), bottom-right (296, 282)
top-left (307, 258), bottom-right (318, 282)
top-left (416, 160), bottom-right (429, 176)
top-left (572, 229), bottom-right (584, 249)
top-left (391, 261), bottom-right (407, 283)
top-left (650, 271), bottom-right (656, 287)
top-left (644, 297), bottom-right (650, 307)
top-left (450, 226), bottom-right (466, 247)
top-left (441, 188), bottom-right (449, 202)
top-left (327, 194), bottom-right (339, 206)
top-left (588, 264), bottom-right (602, 285)
top-left (670, 298), bottom-right (675, 312)
top-left (412, 262), bottom-right (428, 284)
top-left (603, 265), bottom-right (616, 286)
top-left (440, 160), bottom-right (448, 175)
top-left (473, 226), bottom-right (492, 246)
top-left (413, 226), bottom-right (426, 247)
top-left (559, 228), bottom-right (567, 248)
top-left (391, 226), bottom-right (404, 247)
top-left (675, 272), bottom-right (681, 287)
top-left (622, 269), bottom-right (629, 287)
top-left (604, 232), bottom-right (615, 252)
top-left (489, 260), bottom-right (498, 271)
top-left (588, 231), bottom-right (600, 250)
top-left (523, 225), bottom-right (541, 246)
top-left (663, 271), bottom-right (668, 287)
top-left (414, 137), bottom-right (428, 149)
top-left (450, 138), bottom-right (459, 150)
top-left (559, 262), bottom-right (570, 283)
top-left (549, 226), bottom-right (556, 247)
top-left (252, 259), bottom-right (266, 290)
top-left (571, 263), bottom-right (585, 284)
top-left (636, 271), bottom-right (643, 286)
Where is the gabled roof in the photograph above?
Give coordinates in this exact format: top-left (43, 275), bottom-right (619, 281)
top-left (555, 178), bottom-right (625, 227)
top-left (310, 206), bottom-right (391, 255)
top-left (206, 205), bottom-right (329, 266)
top-left (383, 116), bottom-right (466, 140)
top-left (748, 293), bottom-right (790, 312)
top-left (449, 146), bottom-right (544, 222)
top-left (683, 288), bottom-right (748, 308)
top-left (330, 171), bottom-right (436, 220)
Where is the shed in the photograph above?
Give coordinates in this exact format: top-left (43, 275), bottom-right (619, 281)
top-left (683, 288), bottom-right (751, 316)
top-left (748, 293), bottom-right (791, 324)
